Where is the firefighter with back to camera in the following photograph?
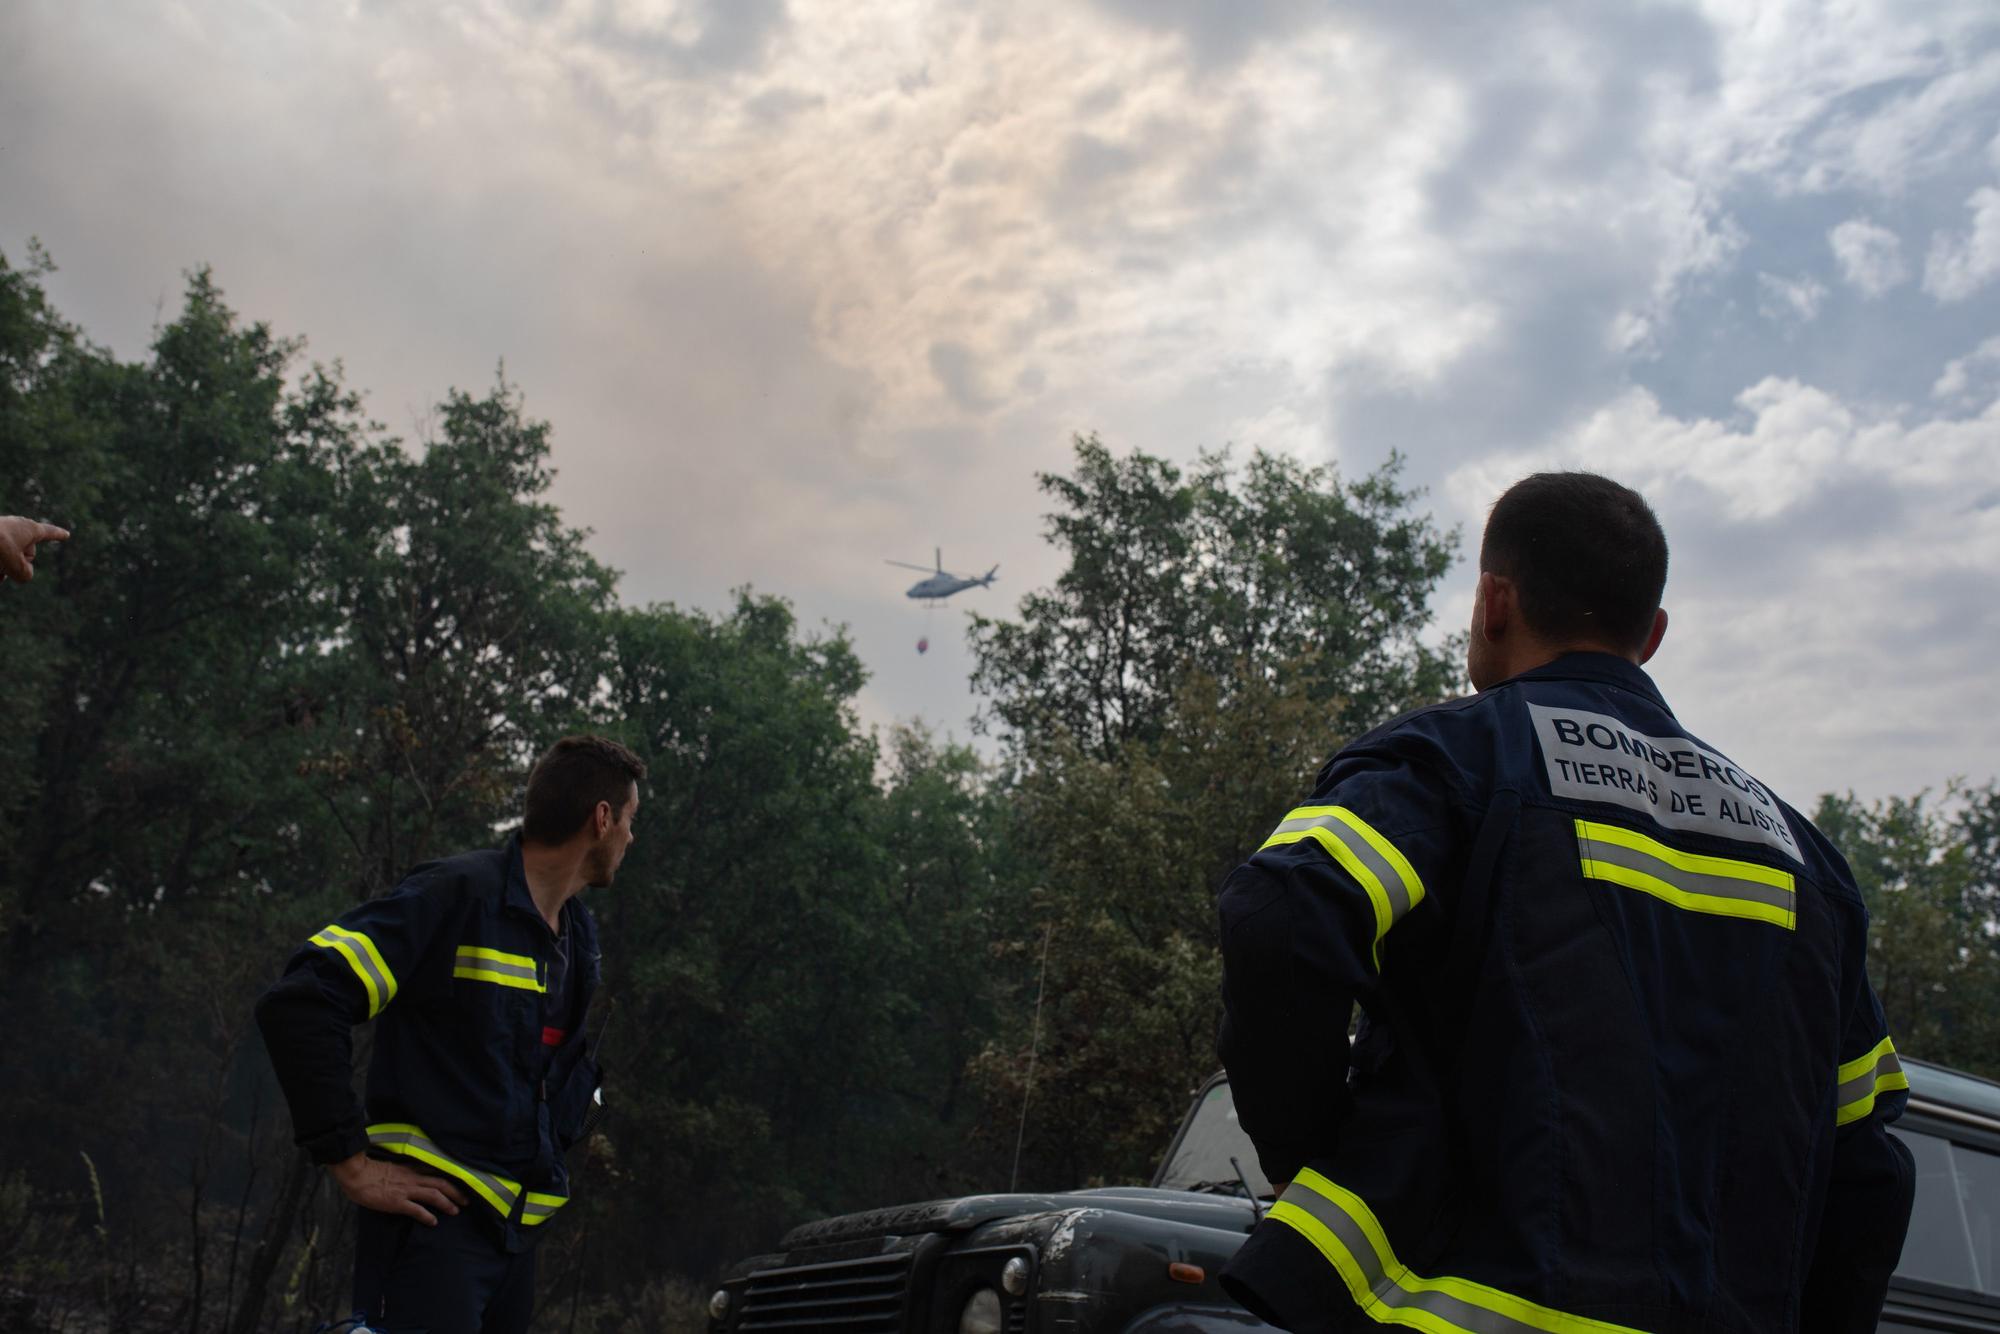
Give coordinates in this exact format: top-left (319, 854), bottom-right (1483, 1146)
top-left (1217, 472), bottom-right (1916, 1334)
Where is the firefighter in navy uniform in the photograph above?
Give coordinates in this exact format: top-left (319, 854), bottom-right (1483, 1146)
top-left (1218, 474), bottom-right (1915, 1334)
top-left (256, 735), bottom-right (646, 1334)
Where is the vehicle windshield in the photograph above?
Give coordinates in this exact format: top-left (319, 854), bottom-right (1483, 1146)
top-left (1156, 1080), bottom-right (1273, 1198)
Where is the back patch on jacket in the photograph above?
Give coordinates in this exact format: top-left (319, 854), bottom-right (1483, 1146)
top-left (1528, 703), bottom-right (1801, 861)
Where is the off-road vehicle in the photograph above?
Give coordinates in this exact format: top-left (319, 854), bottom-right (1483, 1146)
top-left (706, 1059), bottom-right (2000, 1333)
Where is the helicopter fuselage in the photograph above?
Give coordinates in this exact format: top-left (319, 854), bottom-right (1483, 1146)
top-left (905, 574), bottom-right (989, 600)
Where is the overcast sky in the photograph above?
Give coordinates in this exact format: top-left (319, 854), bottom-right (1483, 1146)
top-left (6, 0), bottom-right (1998, 806)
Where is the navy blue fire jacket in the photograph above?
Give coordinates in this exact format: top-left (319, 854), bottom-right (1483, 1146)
top-left (255, 835), bottom-right (602, 1251)
top-left (1218, 653), bottom-right (1915, 1334)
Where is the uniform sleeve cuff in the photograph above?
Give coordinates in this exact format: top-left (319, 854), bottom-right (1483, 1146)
top-left (300, 1122), bottom-right (369, 1166)
top-left (1251, 1142), bottom-right (1307, 1187)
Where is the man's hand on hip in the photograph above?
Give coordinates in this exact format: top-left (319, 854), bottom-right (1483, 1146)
top-left (0, 516), bottom-right (69, 583)
top-left (329, 1152), bottom-right (470, 1226)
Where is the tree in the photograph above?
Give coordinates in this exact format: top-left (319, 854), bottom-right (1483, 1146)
top-left (972, 668), bottom-right (1340, 1185)
top-left (560, 597), bottom-right (1018, 1284)
top-left (969, 435), bottom-right (1460, 759)
top-left (297, 376), bottom-right (619, 894)
top-left (1814, 786), bottom-right (2000, 1079)
top-left (0, 259), bottom-right (638, 1331)
top-left (967, 437), bottom-right (1462, 1186)
top-left (0, 259), bottom-right (392, 1333)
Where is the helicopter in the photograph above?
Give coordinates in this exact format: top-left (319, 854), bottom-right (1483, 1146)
top-left (887, 549), bottom-right (999, 602)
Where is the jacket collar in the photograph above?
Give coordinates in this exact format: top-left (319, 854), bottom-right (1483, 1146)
top-left (1506, 650), bottom-right (1674, 716)
top-left (502, 833), bottom-right (551, 929)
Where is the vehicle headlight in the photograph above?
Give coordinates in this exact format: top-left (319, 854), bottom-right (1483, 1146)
top-left (957, 1287), bottom-right (1004, 1334)
top-left (1001, 1255), bottom-right (1030, 1297)
top-left (708, 1288), bottom-right (731, 1321)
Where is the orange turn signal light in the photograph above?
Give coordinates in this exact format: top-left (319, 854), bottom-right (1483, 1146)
top-left (1168, 1262), bottom-right (1206, 1284)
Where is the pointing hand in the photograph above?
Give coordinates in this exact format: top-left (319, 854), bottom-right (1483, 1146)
top-left (0, 516), bottom-right (70, 584)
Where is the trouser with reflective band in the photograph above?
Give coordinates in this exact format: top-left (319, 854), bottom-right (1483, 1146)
top-left (367, 1123), bottom-right (569, 1227)
top-left (1230, 1168), bottom-right (1646, 1334)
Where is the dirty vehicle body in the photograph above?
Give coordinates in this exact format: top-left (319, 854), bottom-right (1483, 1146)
top-left (706, 1073), bottom-right (1268, 1333)
top-left (707, 1061), bottom-right (2000, 1333)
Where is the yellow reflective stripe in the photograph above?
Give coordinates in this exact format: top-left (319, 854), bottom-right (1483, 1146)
top-left (1261, 805), bottom-right (1426, 968)
top-left (1835, 1036), bottom-right (1909, 1126)
top-left (1575, 820), bottom-right (1795, 930)
top-left (452, 965), bottom-right (546, 993)
top-left (308, 925), bottom-right (398, 1017)
top-left (1838, 1035), bottom-right (1898, 1083)
top-left (452, 944), bottom-right (544, 993)
top-left (456, 944), bottom-right (538, 969)
top-left (365, 1123), bottom-right (522, 1218)
top-left (1272, 1169), bottom-right (1646, 1334)
top-left (521, 1191), bottom-right (569, 1225)
top-left (1576, 821), bottom-right (1793, 889)
top-left (309, 932), bottom-right (377, 1014)
top-left (396, 1146), bottom-right (509, 1215)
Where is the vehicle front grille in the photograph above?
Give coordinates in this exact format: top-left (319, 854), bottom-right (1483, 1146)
top-left (739, 1252), bottom-right (913, 1331)
top-left (1006, 1297), bottom-right (1027, 1332)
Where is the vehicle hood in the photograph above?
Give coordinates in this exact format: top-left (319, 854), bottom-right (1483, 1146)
top-left (779, 1185), bottom-right (1255, 1248)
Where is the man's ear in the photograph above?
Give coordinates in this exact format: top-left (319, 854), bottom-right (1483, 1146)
top-left (1638, 607), bottom-right (1669, 664)
top-left (594, 800), bottom-right (612, 837)
top-left (1478, 571), bottom-right (1514, 643)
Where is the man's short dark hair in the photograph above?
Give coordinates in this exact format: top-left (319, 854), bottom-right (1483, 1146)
top-left (522, 735), bottom-right (647, 845)
top-left (1480, 472), bottom-right (1668, 652)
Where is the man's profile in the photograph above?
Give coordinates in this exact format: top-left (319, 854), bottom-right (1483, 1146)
top-left (256, 734), bottom-right (645, 1334)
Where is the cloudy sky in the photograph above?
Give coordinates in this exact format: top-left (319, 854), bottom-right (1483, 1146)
top-left (6, 0), bottom-right (1998, 806)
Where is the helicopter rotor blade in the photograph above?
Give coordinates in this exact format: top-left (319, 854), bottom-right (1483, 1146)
top-left (885, 560), bottom-right (937, 573)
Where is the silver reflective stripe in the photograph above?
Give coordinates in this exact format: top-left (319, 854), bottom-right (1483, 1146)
top-left (455, 950), bottom-right (538, 983)
top-left (1268, 811), bottom-right (1417, 924)
top-left (367, 1128), bottom-right (520, 1213)
top-left (1577, 837), bottom-right (1794, 915)
top-left (1837, 1047), bottom-right (1903, 1110)
top-left (1276, 1183), bottom-right (1542, 1333)
top-left (522, 1197), bottom-right (565, 1221)
top-left (1271, 1174), bottom-right (1645, 1334)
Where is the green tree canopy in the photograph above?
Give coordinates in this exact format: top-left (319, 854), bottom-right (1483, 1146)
top-left (969, 435), bottom-right (1460, 759)
top-left (967, 436), bottom-right (1463, 1186)
top-left (1814, 784), bottom-right (2000, 1079)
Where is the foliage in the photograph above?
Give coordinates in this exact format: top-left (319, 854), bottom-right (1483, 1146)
top-left (0, 254), bottom-right (1012, 1329)
top-left (967, 436), bottom-right (1462, 1184)
top-left (1, 249), bottom-right (1993, 1332)
top-left (971, 669), bottom-right (1340, 1186)
top-left (574, 602), bottom-right (1015, 1278)
top-left (1813, 783), bottom-right (2000, 1079)
top-left (969, 435), bottom-right (1460, 759)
